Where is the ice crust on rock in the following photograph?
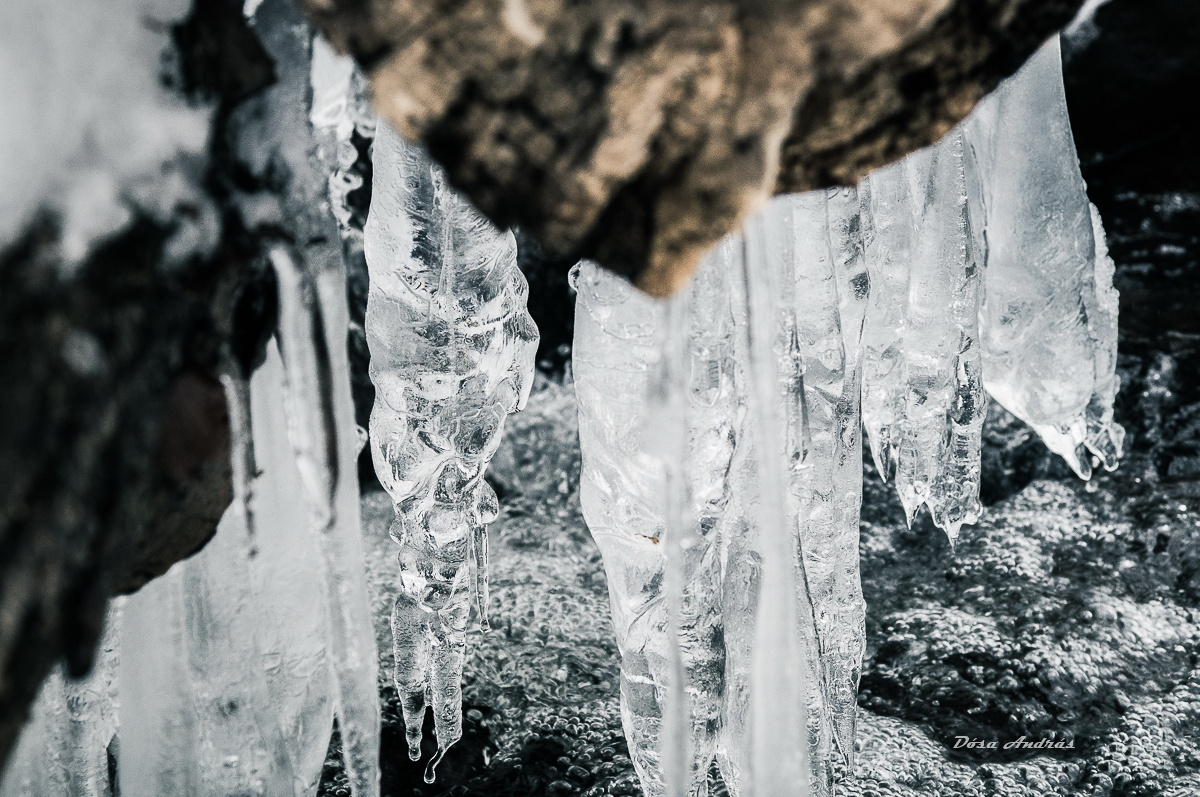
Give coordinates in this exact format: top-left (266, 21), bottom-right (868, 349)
top-left (364, 121), bottom-right (538, 780)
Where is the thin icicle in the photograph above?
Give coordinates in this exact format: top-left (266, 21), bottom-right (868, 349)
top-left (964, 35), bottom-right (1122, 478)
top-left (740, 199), bottom-right (819, 797)
top-left (792, 188), bottom-right (868, 768)
top-left (304, 254), bottom-right (384, 796)
top-left (247, 341), bottom-right (338, 797)
top-left (364, 120), bottom-right (537, 779)
top-left (645, 292), bottom-right (694, 797)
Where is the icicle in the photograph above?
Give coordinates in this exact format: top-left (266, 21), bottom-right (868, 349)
top-left (296, 251), bottom-right (383, 797)
top-left (364, 121), bottom-right (538, 779)
top-left (0, 604), bottom-right (121, 797)
top-left (964, 36), bottom-right (1123, 478)
top-left (792, 188), bottom-right (868, 768)
top-left (739, 198), bottom-right (820, 797)
top-left (116, 568), bottom-right (200, 795)
top-left (572, 256), bottom-right (729, 796)
top-left (118, 486), bottom-right (295, 794)
top-left (242, 1), bottom-right (382, 791)
top-left (860, 128), bottom-right (985, 543)
top-left (645, 289), bottom-right (693, 797)
top-left (248, 341), bottom-right (339, 797)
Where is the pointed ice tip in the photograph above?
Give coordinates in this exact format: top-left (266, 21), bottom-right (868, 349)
top-left (407, 742), bottom-right (422, 762)
top-left (944, 525), bottom-right (960, 551)
top-left (424, 747), bottom-right (449, 783)
top-left (1065, 442), bottom-right (1093, 481)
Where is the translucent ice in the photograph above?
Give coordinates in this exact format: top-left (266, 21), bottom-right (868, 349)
top-left (245, 2), bottom-right (383, 791)
top-left (243, 342), bottom-right (340, 796)
top-left (572, 256), bottom-right (730, 796)
top-left (860, 128), bottom-right (986, 541)
top-left (364, 121), bottom-right (538, 779)
top-left (964, 36), bottom-right (1123, 479)
top-left (117, 517), bottom-right (293, 795)
top-left (573, 187), bottom-right (869, 797)
top-left (0, 605), bottom-right (120, 797)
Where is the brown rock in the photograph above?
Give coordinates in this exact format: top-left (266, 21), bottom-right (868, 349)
top-left (303, 0), bottom-right (1084, 295)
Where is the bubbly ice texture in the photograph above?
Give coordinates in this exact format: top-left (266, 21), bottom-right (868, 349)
top-left (364, 121), bottom-right (538, 779)
top-left (860, 129), bottom-right (986, 543)
top-left (963, 37), bottom-right (1123, 480)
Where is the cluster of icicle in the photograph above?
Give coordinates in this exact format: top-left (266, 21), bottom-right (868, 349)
top-left (0, 26), bottom-right (1121, 797)
top-left (572, 36), bottom-right (1121, 797)
top-left (1, 1), bottom-right (383, 795)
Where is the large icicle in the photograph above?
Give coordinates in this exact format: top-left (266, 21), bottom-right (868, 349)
top-left (574, 189), bottom-right (871, 797)
top-left (790, 188), bottom-right (868, 769)
top-left (572, 254), bottom-right (731, 796)
top-left (964, 36), bottom-right (1123, 479)
top-left (364, 121), bottom-right (538, 780)
top-left (859, 129), bottom-right (986, 542)
top-left (241, 2), bottom-right (383, 792)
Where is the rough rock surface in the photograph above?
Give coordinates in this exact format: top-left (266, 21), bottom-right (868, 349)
top-left (302, 0), bottom-right (1084, 294)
